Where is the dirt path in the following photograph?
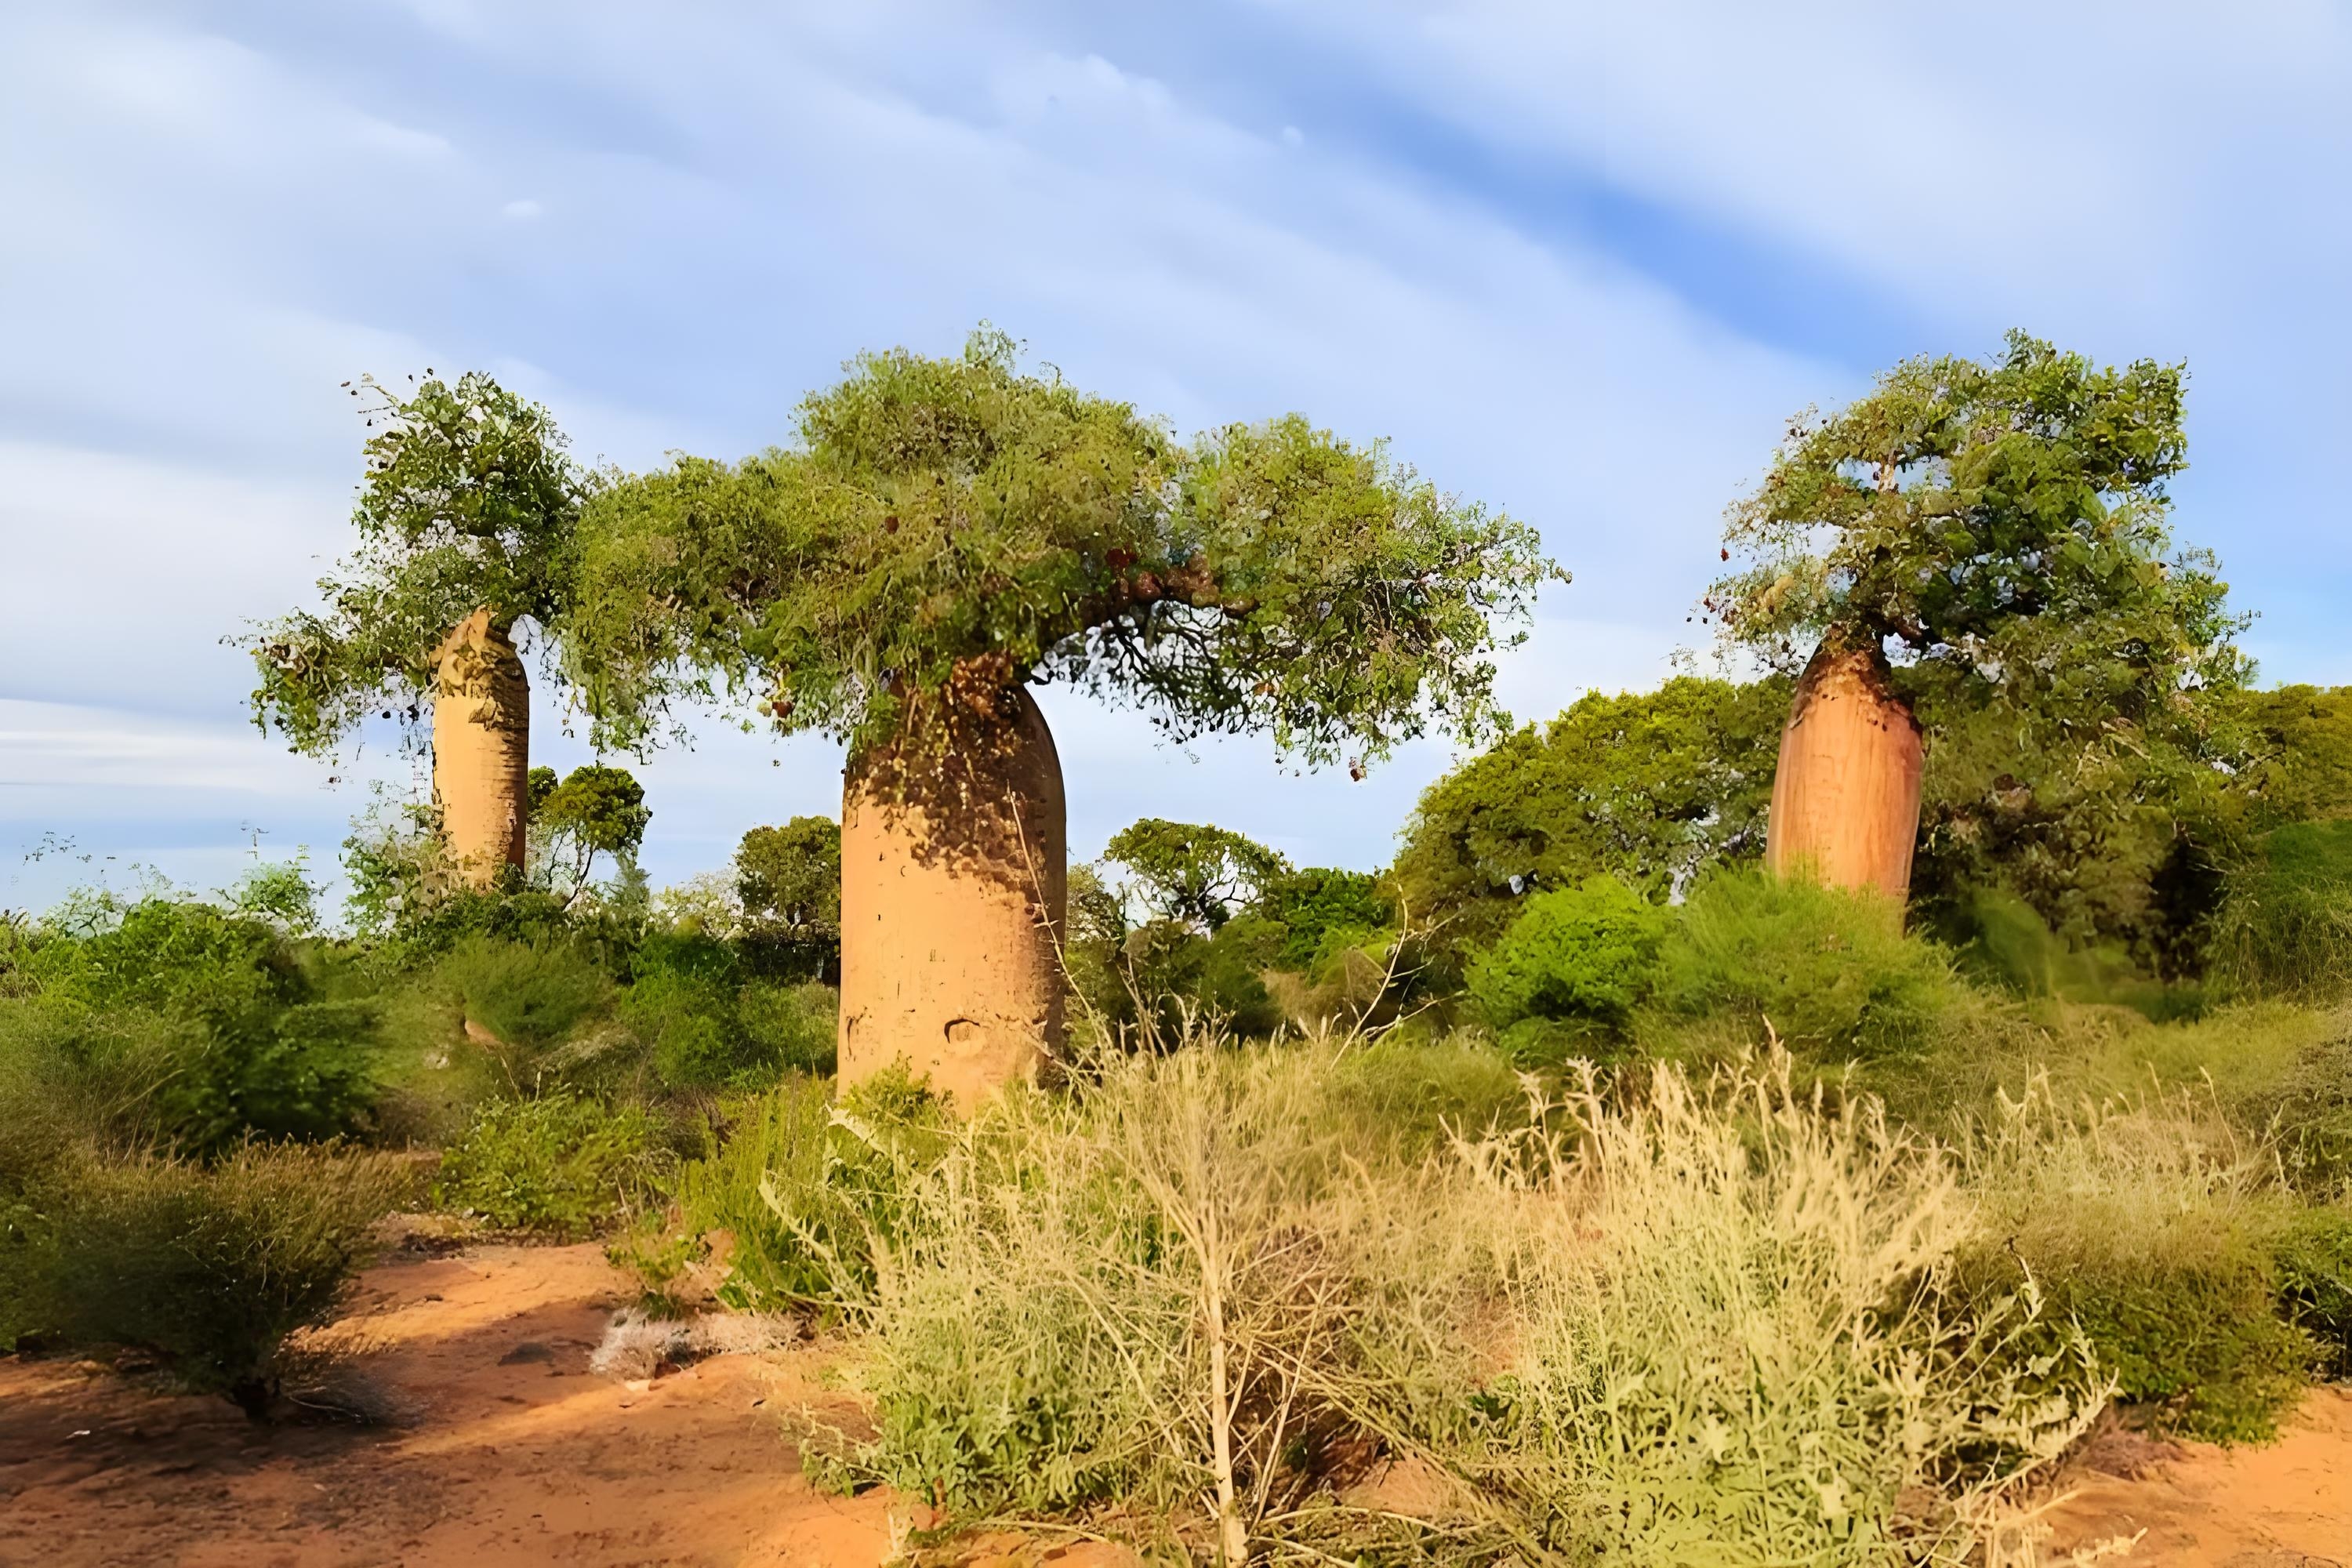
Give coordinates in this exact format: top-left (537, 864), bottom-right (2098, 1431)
top-left (0, 1241), bottom-right (900, 1567)
top-left (3, 1239), bottom-right (2347, 1566)
top-left (2040, 1394), bottom-right (2352, 1566)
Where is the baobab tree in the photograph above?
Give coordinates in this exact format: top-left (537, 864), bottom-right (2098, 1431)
top-left (241, 372), bottom-right (590, 887)
top-left (1709, 332), bottom-right (2244, 906)
top-left (569, 329), bottom-right (1554, 1106)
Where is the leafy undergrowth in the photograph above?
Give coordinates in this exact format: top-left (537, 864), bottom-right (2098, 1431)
top-left (632, 1032), bottom-right (2140, 1564)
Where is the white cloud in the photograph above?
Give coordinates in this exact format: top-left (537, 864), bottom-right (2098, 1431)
top-left (3, 0), bottom-right (2341, 896)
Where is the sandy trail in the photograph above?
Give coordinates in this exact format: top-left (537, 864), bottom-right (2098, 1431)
top-left (2040, 1393), bottom-right (2352, 1566)
top-left (0, 1241), bottom-right (899, 1567)
top-left (3, 1237), bottom-right (2346, 1566)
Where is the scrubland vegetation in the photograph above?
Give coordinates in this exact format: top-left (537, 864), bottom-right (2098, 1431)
top-left (8, 332), bottom-right (2352, 1563)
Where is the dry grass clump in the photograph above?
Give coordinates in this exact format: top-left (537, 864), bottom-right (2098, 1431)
top-left (1955, 1075), bottom-right (2314, 1441)
top-left (1359, 1057), bottom-right (2107, 1566)
top-left (804, 1031), bottom-right (2109, 1564)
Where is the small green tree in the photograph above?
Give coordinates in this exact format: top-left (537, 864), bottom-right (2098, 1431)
top-left (526, 764), bottom-right (651, 906)
top-left (571, 329), bottom-right (1554, 1099)
top-left (240, 372), bottom-right (590, 886)
top-left (735, 818), bottom-right (844, 980)
top-left (1711, 332), bottom-right (2249, 907)
top-left (1101, 818), bottom-right (1288, 933)
top-left (1393, 676), bottom-right (1788, 960)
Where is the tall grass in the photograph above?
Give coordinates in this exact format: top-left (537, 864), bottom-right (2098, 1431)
top-left (801, 1032), bottom-right (2107, 1563)
top-left (1956, 1074), bottom-right (2312, 1440)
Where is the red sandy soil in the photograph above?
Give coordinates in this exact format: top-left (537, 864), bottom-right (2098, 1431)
top-left (2, 1236), bottom-right (2344, 1567)
top-left (1, 1240), bottom-right (920, 1567)
top-left (2038, 1394), bottom-right (2352, 1566)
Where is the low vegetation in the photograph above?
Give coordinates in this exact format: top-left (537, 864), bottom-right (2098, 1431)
top-left (9, 333), bottom-right (2352, 1557)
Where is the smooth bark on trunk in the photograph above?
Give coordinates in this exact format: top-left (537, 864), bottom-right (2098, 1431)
top-left (431, 608), bottom-right (531, 889)
top-left (1765, 638), bottom-right (1924, 904)
top-left (838, 681), bottom-right (1067, 1112)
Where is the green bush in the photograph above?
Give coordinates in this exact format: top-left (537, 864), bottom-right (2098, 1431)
top-left (1259, 868), bottom-right (1393, 971)
top-left (42, 1142), bottom-right (413, 1416)
top-left (1962, 1081), bottom-right (2312, 1442)
top-left (434, 1093), bottom-right (669, 1238)
top-left (647, 1067), bottom-right (946, 1312)
top-left (2275, 1202), bottom-right (2352, 1377)
top-left (2212, 819), bottom-right (2352, 999)
top-left (624, 930), bottom-right (837, 1088)
top-left (434, 935), bottom-right (618, 1090)
top-left (0, 989), bottom-right (380, 1161)
top-left (1650, 869), bottom-right (1966, 1056)
top-left (28, 897), bottom-right (296, 1015)
top-left (1467, 876), bottom-right (1669, 1044)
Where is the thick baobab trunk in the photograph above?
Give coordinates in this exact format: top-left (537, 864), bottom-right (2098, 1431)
top-left (431, 608), bottom-right (531, 889)
top-left (838, 682), bottom-right (1066, 1112)
top-left (1765, 638), bottom-right (1924, 904)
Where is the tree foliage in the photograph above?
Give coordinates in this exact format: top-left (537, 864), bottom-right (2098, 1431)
top-left (567, 329), bottom-right (1555, 768)
top-left (1393, 677), bottom-right (1789, 958)
top-left (1708, 332), bottom-right (2246, 724)
top-left (527, 764), bottom-right (650, 902)
top-left (735, 819), bottom-right (845, 979)
top-left (1102, 818), bottom-right (1289, 932)
top-left (1708, 332), bottom-right (2252, 960)
top-left (2235, 685), bottom-right (2352, 828)
top-left (241, 371), bottom-right (590, 755)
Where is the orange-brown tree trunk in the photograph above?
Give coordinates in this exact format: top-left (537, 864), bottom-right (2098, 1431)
top-left (431, 608), bottom-right (531, 890)
top-left (838, 682), bottom-right (1066, 1112)
top-left (1765, 638), bottom-right (1924, 904)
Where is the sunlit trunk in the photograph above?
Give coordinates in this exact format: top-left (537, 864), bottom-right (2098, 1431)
top-left (431, 608), bottom-right (530, 890)
top-left (1765, 637), bottom-right (1924, 905)
top-left (838, 682), bottom-right (1067, 1112)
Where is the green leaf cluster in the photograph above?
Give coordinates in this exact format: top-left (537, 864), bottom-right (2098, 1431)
top-left (568, 328), bottom-right (1554, 765)
top-left (1711, 331), bottom-right (2246, 715)
top-left (241, 371), bottom-right (590, 755)
top-left (527, 764), bottom-right (651, 901)
top-left (1393, 676), bottom-right (1789, 959)
top-left (1102, 817), bottom-right (1289, 932)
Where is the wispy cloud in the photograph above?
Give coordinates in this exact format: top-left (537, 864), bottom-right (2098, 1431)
top-left (2, 0), bottom-right (2343, 912)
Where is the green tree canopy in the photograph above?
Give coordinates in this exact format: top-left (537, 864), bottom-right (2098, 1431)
top-left (241, 372), bottom-right (590, 754)
top-left (1708, 332), bottom-right (2247, 734)
top-left (1101, 818), bottom-right (1289, 932)
top-left (527, 764), bottom-right (650, 901)
top-left (735, 818), bottom-right (844, 933)
top-left (566, 329), bottom-right (1555, 766)
top-left (2234, 685), bottom-right (2352, 827)
top-left (1392, 676), bottom-right (1789, 958)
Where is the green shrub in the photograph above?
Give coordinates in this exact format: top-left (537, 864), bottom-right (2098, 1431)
top-left (2275, 1202), bottom-right (2352, 1377)
top-left (624, 930), bottom-right (837, 1088)
top-left (435, 935), bottom-right (617, 1089)
top-left (1650, 868), bottom-right (1966, 1056)
top-left (434, 1093), bottom-right (668, 1238)
top-left (29, 897), bottom-right (296, 1015)
top-left (1962, 1079), bottom-right (2310, 1441)
top-left (0, 986), bottom-right (381, 1160)
top-left (42, 1142), bottom-right (413, 1416)
top-left (2212, 819), bottom-right (2352, 999)
top-left (1259, 868), bottom-right (1392, 971)
top-left (649, 1066), bottom-right (946, 1312)
top-left (1467, 876), bottom-right (1669, 1043)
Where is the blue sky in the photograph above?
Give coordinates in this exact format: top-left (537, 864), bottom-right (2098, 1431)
top-left (4, 1), bottom-right (2347, 916)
